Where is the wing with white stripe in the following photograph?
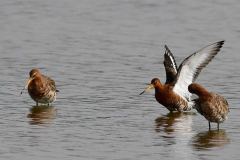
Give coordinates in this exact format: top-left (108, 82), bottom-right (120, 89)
top-left (164, 45), bottom-right (178, 84)
top-left (173, 41), bottom-right (224, 100)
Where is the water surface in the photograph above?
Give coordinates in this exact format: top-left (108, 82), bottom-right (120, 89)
top-left (0, 0), bottom-right (239, 159)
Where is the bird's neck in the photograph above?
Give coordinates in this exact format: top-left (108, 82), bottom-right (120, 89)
top-left (194, 87), bottom-right (211, 98)
top-left (155, 83), bottom-right (164, 93)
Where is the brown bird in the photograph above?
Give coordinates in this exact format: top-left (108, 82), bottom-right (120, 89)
top-left (188, 83), bottom-right (229, 130)
top-left (140, 41), bottom-right (224, 112)
top-left (22, 68), bottom-right (58, 106)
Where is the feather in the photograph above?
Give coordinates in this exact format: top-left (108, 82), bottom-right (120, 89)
top-left (173, 41), bottom-right (224, 100)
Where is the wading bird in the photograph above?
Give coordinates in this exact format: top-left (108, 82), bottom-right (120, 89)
top-left (188, 83), bottom-right (229, 130)
top-left (140, 41), bottom-right (224, 112)
top-left (22, 68), bottom-right (58, 106)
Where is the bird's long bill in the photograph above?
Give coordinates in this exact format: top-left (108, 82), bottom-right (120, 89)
top-left (139, 84), bottom-right (154, 95)
top-left (20, 77), bottom-right (33, 94)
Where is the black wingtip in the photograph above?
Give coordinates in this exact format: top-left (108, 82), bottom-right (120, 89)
top-left (219, 40), bottom-right (225, 44)
top-left (56, 89), bottom-right (60, 92)
top-left (216, 40), bottom-right (225, 49)
top-left (164, 45), bottom-right (170, 52)
top-left (164, 44), bottom-right (175, 58)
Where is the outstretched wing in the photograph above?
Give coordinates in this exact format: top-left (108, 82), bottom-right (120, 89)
top-left (173, 41), bottom-right (224, 100)
top-left (164, 45), bottom-right (178, 84)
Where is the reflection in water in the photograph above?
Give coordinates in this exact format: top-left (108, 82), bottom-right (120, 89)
top-left (27, 105), bottom-right (57, 125)
top-left (155, 112), bottom-right (195, 134)
top-left (191, 130), bottom-right (230, 150)
top-left (154, 111), bottom-right (196, 158)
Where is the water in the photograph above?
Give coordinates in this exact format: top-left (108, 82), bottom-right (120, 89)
top-left (0, 0), bottom-right (239, 159)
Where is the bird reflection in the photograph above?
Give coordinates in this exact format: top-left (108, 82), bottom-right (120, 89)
top-left (191, 130), bottom-right (230, 150)
top-left (27, 105), bottom-right (57, 125)
top-left (155, 112), bottom-right (195, 134)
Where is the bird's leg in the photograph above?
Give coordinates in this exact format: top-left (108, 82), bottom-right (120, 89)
top-left (36, 101), bottom-right (38, 106)
top-left (208, 121), bottom-right (211, 130)
top-left (217, 123), bottom-right (219, 131)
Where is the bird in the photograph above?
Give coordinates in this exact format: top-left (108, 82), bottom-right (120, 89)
top-left (140, 41), bottom-right (225, 112)
top-left (188, 83), bottom-right (229, 130)
top-left (22, 68), bottom-right (58, 106)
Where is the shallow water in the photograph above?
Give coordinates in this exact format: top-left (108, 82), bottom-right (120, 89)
top-left (0, 0), bottom-right (239, 159)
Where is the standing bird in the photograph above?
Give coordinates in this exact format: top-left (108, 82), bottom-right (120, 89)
top-left (188, 83), bottom-right (229, 130)
top-left (140, 41), bottom-right (224, 112)
top-left (22, 68), bottom-right (58, 106)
